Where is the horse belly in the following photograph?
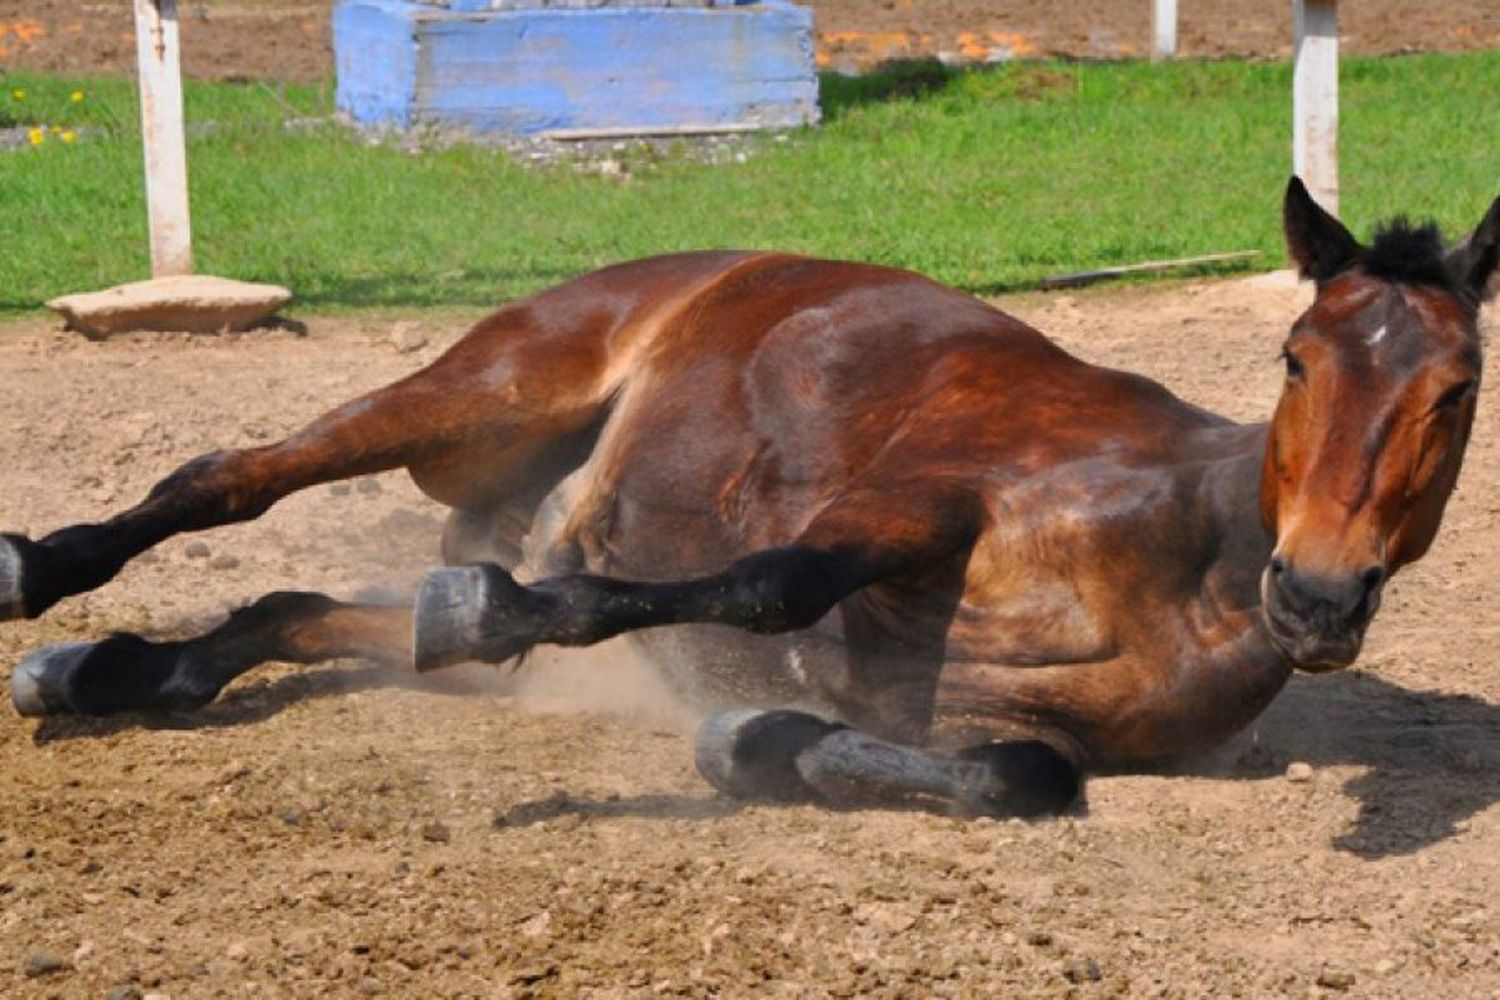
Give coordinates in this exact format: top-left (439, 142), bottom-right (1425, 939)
top-left (627, 624), bottom-right (851, 713)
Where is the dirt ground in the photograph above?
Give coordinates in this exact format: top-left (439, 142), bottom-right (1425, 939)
top-left (3, 272), bottom-right (1500, 997)
top-left (1, 0), bottom-right (1498, 82)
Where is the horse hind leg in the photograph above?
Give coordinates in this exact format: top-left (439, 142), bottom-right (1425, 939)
top-left (0, 312), bottom-right (616, 622)
top-left (693, 708), bottom-right (1081, 817)
top-left (11, 592), bottom-right (411, 717)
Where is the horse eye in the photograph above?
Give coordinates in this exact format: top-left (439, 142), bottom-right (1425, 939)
top-left (1435, 379), bottom-right (1476, 411)
top-left (1282, 350), bottom-right (1305, 380)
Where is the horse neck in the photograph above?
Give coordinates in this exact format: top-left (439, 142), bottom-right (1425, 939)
top-left (1192, 421), bottom-right (1277, 611)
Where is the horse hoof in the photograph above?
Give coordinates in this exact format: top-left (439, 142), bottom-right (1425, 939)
top-left (0, 535), bottom-right (26, 622)
top-left (10, 642), bottom-right (90, 717)
top-left (693, 708), bottom-right (841, 803)
top-left (413, 565), bottom-right (492, 673)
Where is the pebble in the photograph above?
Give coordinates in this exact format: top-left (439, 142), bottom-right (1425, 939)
top-left (1373, 958), bottom-right (1398, 976)
top-left (225, 940), bottom-right (250, 961)
top-left (105, 987), bottom-right (142, 1000)
top-left (329, 482), bottom-right (352, 497)
top-left (1063, 957), bottom-right (1103, 983)
top-left (1317, 963), bottom-right (1356, 990)
top-left (356, 476), bottom-right (384, 496)
top-left (208, 554), bottom-right (240, 571)
top-left (421, 821), bottom-right (452, 843)
top-left (23, 953), bottom-right (69, 978)
top-left (390, 323), bottom-right (427, 354)
top-left (183, 540), bottom-right (211, 559)
top-left (1285, 761), bottom-right (1315, 783)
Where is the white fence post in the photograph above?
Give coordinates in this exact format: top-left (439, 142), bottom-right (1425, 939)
top-left (1292, 0), bottom-right (1339, 214)
top-left (1152, 0), bottom-right (1178, 61)
top-left (133, 0), bottom-right (193, 277)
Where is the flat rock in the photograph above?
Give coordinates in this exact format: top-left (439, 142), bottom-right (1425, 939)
top-left (47, 275), bottom-right (292, 338)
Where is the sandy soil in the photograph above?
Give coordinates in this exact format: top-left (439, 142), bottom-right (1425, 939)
top-left (1, 0), bottom-right (1497, 82)
top-left (3, 273), bottom-right (1500, 997)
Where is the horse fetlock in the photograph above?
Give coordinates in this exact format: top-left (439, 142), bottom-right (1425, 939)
top-left (413, 563), bottom-right (545, 672)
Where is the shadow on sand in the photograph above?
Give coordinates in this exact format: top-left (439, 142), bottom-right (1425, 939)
top-left (1169, 669), bottom-right (1500, 859)
top-left (28, 657), bottom-right (1500, 858)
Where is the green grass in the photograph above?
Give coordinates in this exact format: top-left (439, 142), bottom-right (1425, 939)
top-left (2, 53), bottom-right (1498, 314)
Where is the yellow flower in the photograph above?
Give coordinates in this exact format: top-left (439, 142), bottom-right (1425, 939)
top-left (60, 129), bottom-right (75, 144)
top-left (69, 90), bottom-right (85, 104)
top-left (10, 88), bottom-right (25, 102)
top-left (26, 127), bottom-right (44, 146)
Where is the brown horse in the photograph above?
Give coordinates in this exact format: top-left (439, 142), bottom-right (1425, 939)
top-left (5, 179), bottom-right (1498, 816)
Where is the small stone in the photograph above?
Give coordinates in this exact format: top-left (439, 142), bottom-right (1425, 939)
top-left (105, 987), bottom-right (142, 1000)
top-left (72, 939), bottom-right (96, 964)
top-left (509, 963), bottom-right (558, 985)
top-left (225, 940), bottom-right (249, 961)
top-left (421, 822), bottom-right (452, 843)
top-left (217, 762), bottom-right (252, 785)
top-left (1317, 963), bottom-right (1356, 990)
top-left (208, 554), bottom-right (240, 570)
top-left (183, 540), bottom-right (210, 559)
top-left (356, 476), bottom-right (384, 496)
top-left (390, 322), bottom-right (427, 353)
top-left (1285, 761), bottom-right (1315, 783)
top-left (1372, 958), bottom-right (1398, 976)
top-left (23, 953), bottom-right (69, 978)
top-left (1062, 957), bottom-right (1102, 983)
top-left (80, 858), bottom-right (103, 875)
top-left (329, 482), bottom-right (352, 497)
top-left (1025, 929), bottom-right (1054, 947)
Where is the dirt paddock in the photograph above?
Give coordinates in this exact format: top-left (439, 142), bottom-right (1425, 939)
top-left (3, 274), bottom-right (1500, 996)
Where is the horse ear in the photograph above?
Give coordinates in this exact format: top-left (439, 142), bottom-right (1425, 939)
top-left (1284, 176), bottom-right (1359, 282)
top-left (1447, 194), bottom-right (1500, 304)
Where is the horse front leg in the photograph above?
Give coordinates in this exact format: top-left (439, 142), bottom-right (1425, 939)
top-left (692, 708), bottom-right (1082, 817)
top-left (10, 592), bottom-right (410, 716)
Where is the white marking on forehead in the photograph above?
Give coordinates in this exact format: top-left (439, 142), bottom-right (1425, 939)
top-left (1367, 323), bottom-right (1389, 346)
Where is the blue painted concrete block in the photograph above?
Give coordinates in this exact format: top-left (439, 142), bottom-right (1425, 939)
top-left (333, 0), bottom-right (819, 137)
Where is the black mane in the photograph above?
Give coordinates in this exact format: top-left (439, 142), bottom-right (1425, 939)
top-left (1359, 217), bottom-right (1457, 292)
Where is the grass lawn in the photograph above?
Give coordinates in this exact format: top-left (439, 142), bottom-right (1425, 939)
top-left (2, 52), bottom-right (1498, 314)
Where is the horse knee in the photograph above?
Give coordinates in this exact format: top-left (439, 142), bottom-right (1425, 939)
top-left (959, 740), bottom-right (1081, 817)
top-left (729, 548), bottom-right (841, 634)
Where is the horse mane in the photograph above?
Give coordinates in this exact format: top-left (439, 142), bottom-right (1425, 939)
top-left (1359, 217), bottom-right (1457, 291)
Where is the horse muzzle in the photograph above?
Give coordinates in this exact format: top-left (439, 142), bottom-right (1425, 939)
top-left (1260, 557), bottom-right (1384, 672)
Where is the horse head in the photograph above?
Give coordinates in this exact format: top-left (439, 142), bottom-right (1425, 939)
top-left (1260, 177), bottom-right (1500, 671)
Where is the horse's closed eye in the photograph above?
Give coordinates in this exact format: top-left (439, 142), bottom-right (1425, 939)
top-left (1435, 379), bottom-right (1476, 411)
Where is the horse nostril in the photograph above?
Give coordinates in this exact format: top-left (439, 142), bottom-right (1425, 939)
top-left (1360, 565), bottom-right (1386, 592)
top-left (1269, 555), bottom-right (1288, 577)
